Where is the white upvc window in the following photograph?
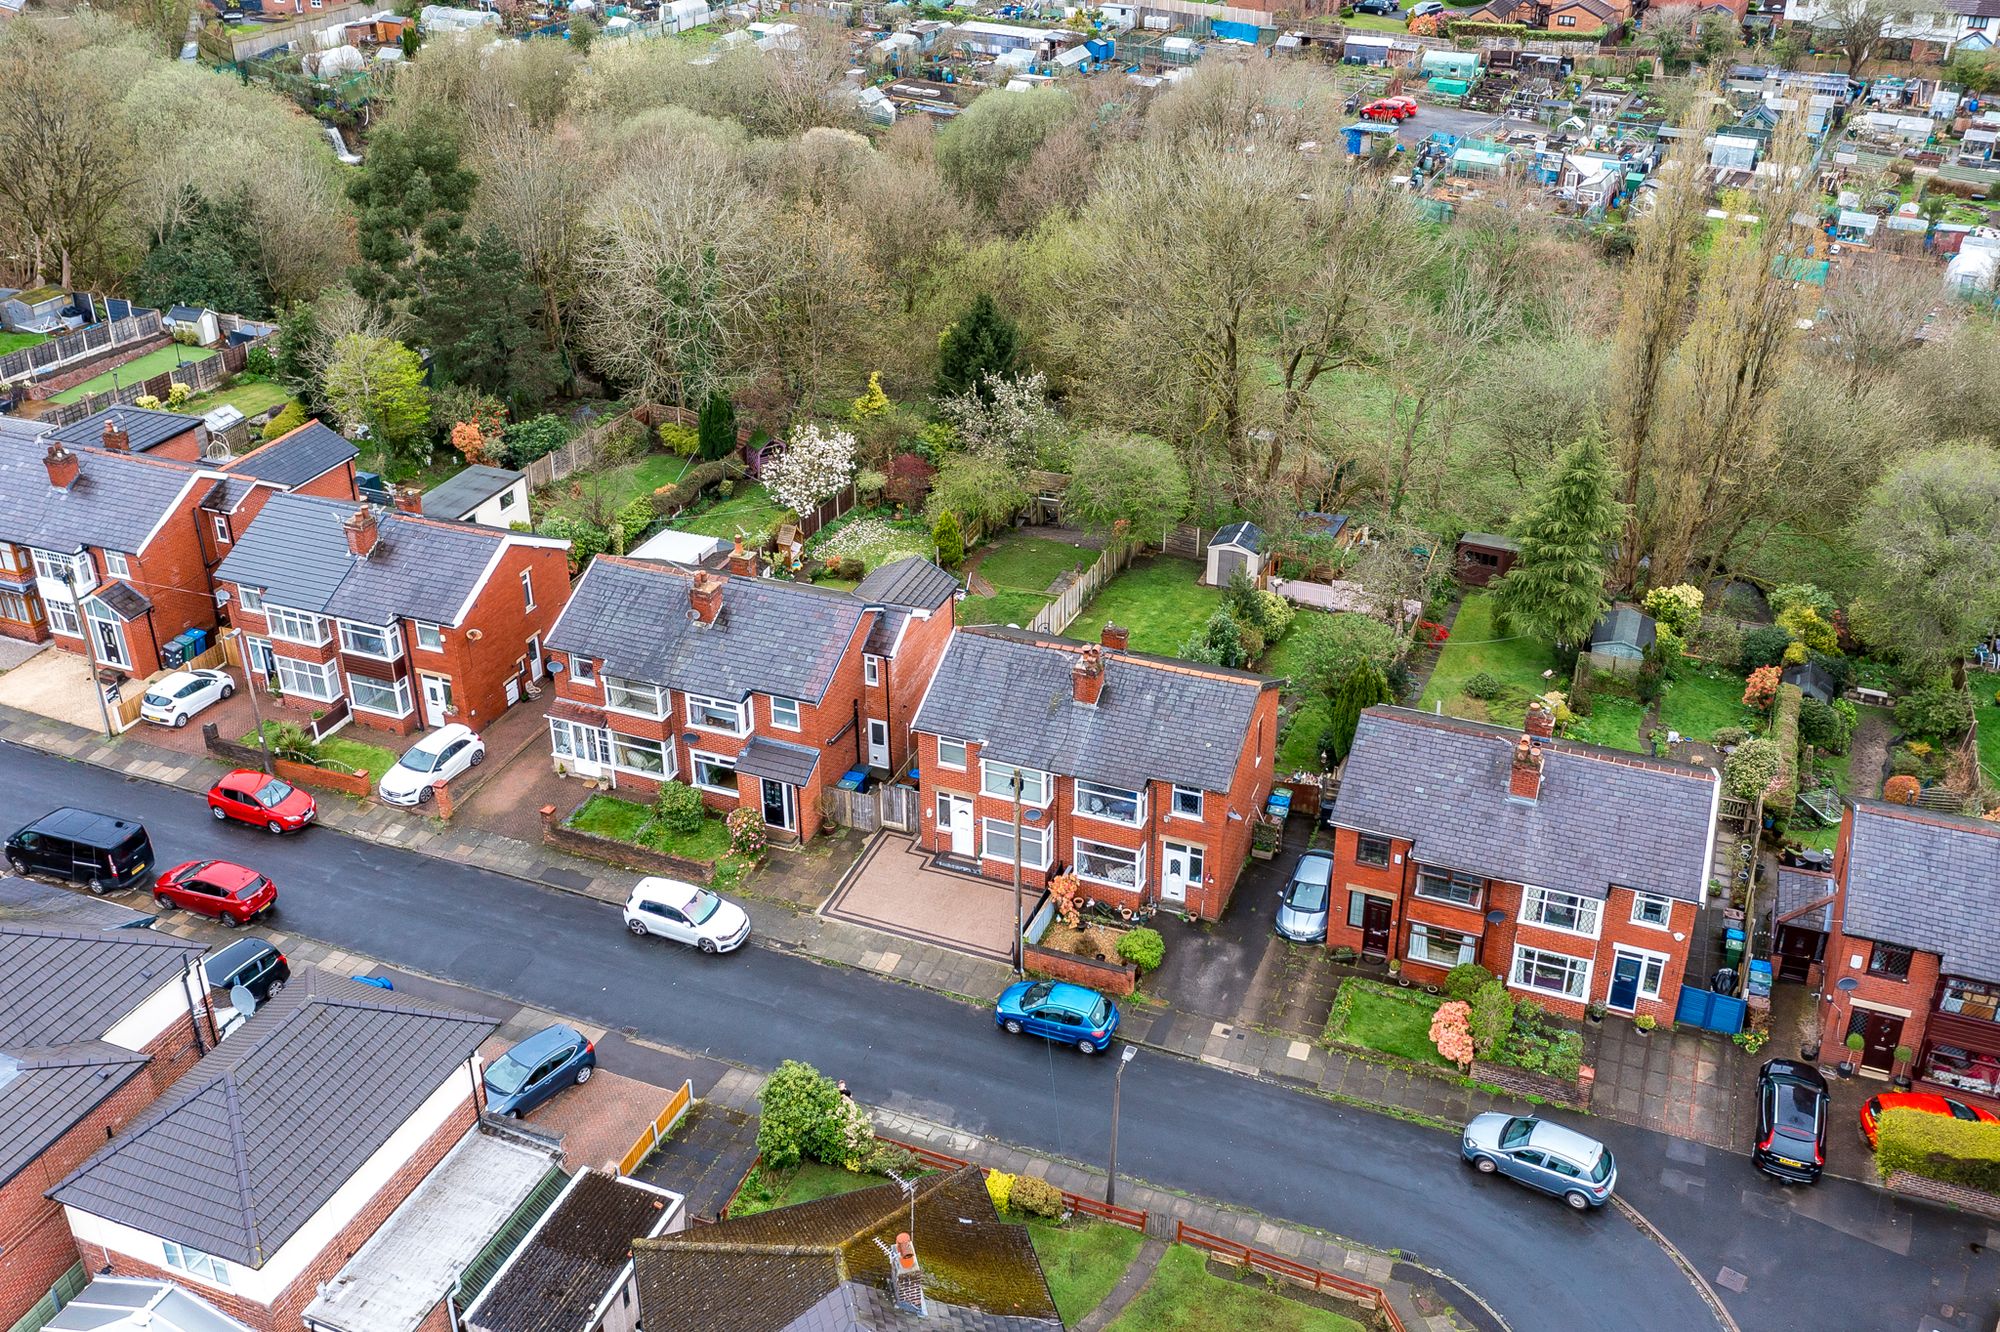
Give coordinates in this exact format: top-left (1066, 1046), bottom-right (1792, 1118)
top-left (1170, 785), bottom-right (1204, 818)
top-left (1630, 892), bottom-right (1674, 929)
top-left (686, 693), bottom-right (750, 736)
top-left (45, 595), bottom-right (81, 637)
top-left (550, 718), bottom-right (610, 767)
top-left (338, 620), bottom-right (404, 661)
top-left (981, 818), bottom-right (1051, 870)
top-left (1413, 865), bottom-right (1483, 908)
top-left (412, 620), bottom-right (444, 652)
top-left (768, 696), bottom-right (802, 731)
top-left (604, 676), bottom-right (669, 719)
top-left (238, 586), bottom-right (264, 614)
top-left (980, 760), bottom-right (1050, 806)
top-left (212, 514), bottom-right (232, 545)
top-left (1510, 945), bottom-right (1592, 1002)
top-left (1074, 779), bottom-right (1144, 826)
top-left (568, 654), bottom-right (595, 683)
top-left (349, 673), bottom-right (413, 718)
top-left (520, 569), bottom-right (536, 611)
top-left (104, 551), bottom-right (131, 579)
top-left (610, 733), bottom-right (673, 779)
top-left (33, 548), bottom-right (91, 590)
top-left (936, 736), bottom-right (968, 771)
top-left (1519, 886), bottom-right (1602, 939)
top-left (864, 654), bottom-right (882, 687)
top-left (163, 1240), bottom-right (230, 1286)
top-left (274, 655), bottom-right (340, 702)
top-left (265, 605), bottom-right (331, 646)
top-left (1074, 837), bottom-right (1143, 891)
top-left (690, 748), bottom-right (737, 793)
top-left (1408, 922), bottom-right (1478, 969)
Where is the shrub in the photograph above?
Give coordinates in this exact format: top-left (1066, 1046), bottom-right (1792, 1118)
top-left (986, 1169), bottom-right (1014, 1214)
top-left (1769, 583), bottom-right (1836, 621)
top-left (1008, 1174), bottom-right (1064, 1218)
top-left (1884, 773), bottom-right (1922, 805)
top-left (756, 1059), bottom-right (873, 1170)
top-left (1799, 697), bottom-right (1854, 754)
top-left (497, 414), bottom-right (571, 469)
top-left (1739, 625), bottom-right (1792, 673)
top-left (1430, 1000), bottom-right (1474, 1069)
top-left (245, 346), bottom-right (277, 377)
top-left (652, 457), bottom-right (745, 515)
top-left (887, 452), bottom-right (936, 510)
top-left (1743, 665), bottom-right (1782, 710)
top-left (261, 401), bottom-right (306, 441)
top-left (1116, 926), bottom-right (1165, 972)
top-left (1463, 671), bottom-right (1505, 701)
top-left (1896, 685), bottom-right (1974, 740)
top-left (1711, 725), bottom-right (1750, 748)
top-left (537, 513), bottom-right (609, 568)
top-left (932, 509), bottom-right (964, 566)
top-left (1876, 1106), bottom-right (2000, 1192)
top-left (1445, 962), bottom-right (1495, 1003)
top-left (726, 806), bottom-right (767, 857)
top-left (697, 393), bottom-right (737, 461)
top-left (1723, 738), bottom-right (1783, 800)
top-left (1642, 583), bottom-right (1704, 637)
top-left (616, 495), bottom-right (654, 547)
top-left (1179, 610), bottom-right (1246, 669)
top-left (1469, 980), bottom-right (1515, 1058)
top-left (656, 780), bottom-right (707, 835)
top-left (1690, 614), bottom-right (1746, 665)
top-left (659, 423), bottom-right (700, 456)
top-left (1778, 605), bottom-right (1838, 657)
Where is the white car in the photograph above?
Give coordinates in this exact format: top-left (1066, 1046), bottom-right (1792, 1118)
top-left (378, 723), bottom-right (485, 806)
top-left (139, 669), bottom-right (235, 728)
top-left (623, 876), bottom-right (751, 954)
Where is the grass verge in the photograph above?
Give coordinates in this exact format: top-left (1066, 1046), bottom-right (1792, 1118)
top-left (1106, 1244), bottom-right (1365, 1332)
top-left (1023, 1217), bottom-right (1146, 1326)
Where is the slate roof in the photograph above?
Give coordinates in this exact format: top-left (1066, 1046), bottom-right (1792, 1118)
top-left (736, 735), bottom-right (822, 786)
top-left (223, 422), bottom-right (358, 488)
top-left (199, 477), bottom-right (260, 514)
top-left (910, 626), bottom-right (1275, 794)
top-left (468, 1171), bottom-right (679, 1332)
top-left (0, 413), bottom-right (48, 444)
top-left (0, 434), bottom-right (209, 555)
top-left (214, 491), bottom-right (525, 627)
top-left (50, 967), bottom-right (493, 1268)
top-left (423, 464), bottom-right (524, 520)
top-left (1775, 867), bottom-right (1835, 932)
top-left (549, 557), bottom-right (868, 705)
top-left (852, 557), bottom-right (958, 610)
top-left (1330, 708), bottom-right (1719, 903)
top-left (631, 1168), bottom-right (1060, 1332)
top-left (49, 407), bottom-right (204, 456)
top-left (864, 606), bottom-right (910, 657)
top-left (1839, 800), bottom-right (2000, 980)
top-left (91, 580), bottom-right (152, 622)
top-left (1589, 605), bottom-right (1656, 652)
top-left (1948, 0), bottom-right (2000, 16)
top-left (1211, 520), bottom-right (1263, 551)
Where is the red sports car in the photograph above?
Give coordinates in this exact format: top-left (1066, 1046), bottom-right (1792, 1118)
top-left (153, 860), bottom-right (277, 927)
top-left (207, 769), bottom-right (316, 834)
top-left (1860, 1090), bottom-right (1999, 1148)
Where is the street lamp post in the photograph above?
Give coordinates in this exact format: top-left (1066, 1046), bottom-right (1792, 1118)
top-left (1107, 1045), bottom-right (1136, 1208)
top-left (1011, 768), bottom-right (1025, 976)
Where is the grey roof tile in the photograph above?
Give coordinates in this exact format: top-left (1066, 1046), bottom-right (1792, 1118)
top-left (1840, 800), bottom-right (2000, 978)
top-left (0, 435), bottom-right (210, 555)
top-left (1, 1041), bottom-right (151, 1187)
top-left (851, 557), bottom-right (958, 610)
top-left (910, 626), bottom-right (1274, 794)
top-left (1330, 707), bottom-right (1718, 903)
top-left (94, 581), bottom-right (152, 622)
top-left (549, 558), bottom-right (867, 705)
top-left (1775, 867), bottom-right (1834, 930)
top-left (50, 408), bottom-right (205, 456)
top-left (736, 735), bottom-right (822, 785)
top-left (49, 967), bottom-right (493, 1267)
top-left (864, 607), bottom-right (908, 657)
top-left (199, 478), bottom-right (259, 514)
top-left (0, 413), bottom-right (49, 444)
top-left (0, 875), bottom-right (153, 930)
top-left (423, 465), bottom-right (524, 520)
top-left (0, 924), bottom-right (205, 1049)
top-left (223, 422), bottom-right (357, 488)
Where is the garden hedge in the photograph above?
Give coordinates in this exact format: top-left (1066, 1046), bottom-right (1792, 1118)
top-left (1877, 1106), bottom-right (2000, 1192)
top-left (1767, 683), bottom-right (1801, 817)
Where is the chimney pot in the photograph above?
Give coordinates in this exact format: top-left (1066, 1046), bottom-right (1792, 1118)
top-left (690, 571), bottom-right (725, 624)
top-left (44, 443), bottom-right (79, 491)
top-left (1100, 622), bottom-right (1129, 651)
top-left (343, 507), bottom-right (380, 559)
top-left (727, 536), bottom-right (761, 579)
top-left (1524, 698), bottom-right (1555, 739)
top-left (392, 484), bottom-right (424, 514)
top-left (1072, 645), bottom-right (1105, 706)
top-left (1509, 734), bottom-right (1543, 801)
top-left (100, 419), bottom-right (131, 453)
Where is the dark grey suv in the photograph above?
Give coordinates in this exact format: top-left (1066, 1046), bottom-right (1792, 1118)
top-left (1754, 1059), bottom-right (1828, 1183)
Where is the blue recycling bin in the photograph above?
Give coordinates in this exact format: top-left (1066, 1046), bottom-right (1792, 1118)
top-left (1746, 959), bottom-right (1773, 998)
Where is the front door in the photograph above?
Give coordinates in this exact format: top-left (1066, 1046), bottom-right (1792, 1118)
top-left (1608, 954), bottom-right (1643, 1014)
top-left (1161, 842), bottom-right (1202, 905)
top-left (941, 795), bottom-right (974, 857)
top-left (89, 605), bottom-right (128, 669)
top-left (526, 633), bottom-right (543, 681)
top-left (762, 778), bottom-right (796, 832)
top-left (1361, 896), bottom-right (1392, 956)
top-left (866, 718), bottom-right (890, 770)
top-left (1849, 1008), bottom-right (1905, 1075)
top-left (420, 674), bottom-right (452, 728)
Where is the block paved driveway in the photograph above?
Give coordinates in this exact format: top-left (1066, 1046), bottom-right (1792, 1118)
top-left (822, 832), bottom-right (1020, 963)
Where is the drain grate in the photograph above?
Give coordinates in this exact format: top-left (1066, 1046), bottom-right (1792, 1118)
top-left (1714, 1267), bottom-right (1747, 1293)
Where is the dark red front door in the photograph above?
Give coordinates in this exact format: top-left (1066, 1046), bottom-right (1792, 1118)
top-left (1848, 1009), bottom-right (1904, 1073)
top-left (1362, 897), bottom-right (1392, 957)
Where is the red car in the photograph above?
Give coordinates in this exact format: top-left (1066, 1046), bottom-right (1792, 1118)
top-left (153, 860), bottom-right (277, 927)
top-left (1360, 97), bottom-right (1419, 123)
top-left (207, 769), bottom-right (316, 834)
top-left (1860, 1090), bottom-right (2000, 1148)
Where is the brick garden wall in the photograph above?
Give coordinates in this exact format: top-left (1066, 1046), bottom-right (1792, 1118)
top-left (1470, 1058), bottom-right (1589, 1109)
top-left (1023, 942), bottom-right (1138, 997)
top-left (539, 805), bottom-right (716, 882)
top-left (1884, 1170), bottom-right (2000, 1220)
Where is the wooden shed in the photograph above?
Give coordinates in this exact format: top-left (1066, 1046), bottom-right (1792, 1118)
top-left (1204, 521), bottom-right (1266, 588)
top-left (1455, 532), bottom-right (1519, 586)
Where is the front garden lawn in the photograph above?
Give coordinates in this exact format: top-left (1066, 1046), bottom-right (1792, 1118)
top-left (1277, 695), bottom-right (1331, 774)
top-left (0, 331), bottom-right (48, 356)
top-left (1077, 557), bottom-right (1221, 656)
top-left (51, 344), bottom-right (218, 404)
top-left (1322, 979), bottom-right (1446, 1066)
top-left (1564, 695), bottom-right (1648, 753)
top-left (727, 1161), bottom-right (885, 1218)
top-left (244, 722), bottom-right (398, 787)
top-left (1416, 593), bottom-right (1555, 726)
top-left (976, 532), bottom-right (1094, 594)
top-left (676, 483), bottom-right (786, 542)
top-left (1106, 1244), bottom-right (1363, 1332)
top-left (1023, 1219), bottom-right (1145, 1327)
top-left (1657, 666), bottom-right (1753, 742)
top-left (568, 794), bottom-right (731, 861)
top-left (543, 453), bottom-right (692, 527)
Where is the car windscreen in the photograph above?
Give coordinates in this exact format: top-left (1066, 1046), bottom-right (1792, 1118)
top-left (1089, 999), bottom-right (1112, 1028)
top-left (1589, 1151), bottom-right (1613, 1183)
top-left (1774, 1082), bottom-right (1821, 1135)
top-left (690, 890), bottom-right (722, 925)
top-left (486, 1054), bottom-right (533, 1094)
top-left (252, 779), bottom-right (294, 809)
top-left (1285, 877), bottom-right (1329, 913)
top-left (1500, 1117), bottom-right (1534, 1149)
top-left (1021, 981), bottom-right (1055, 1008)
top-left (399, 747), bottom-right (444, 773)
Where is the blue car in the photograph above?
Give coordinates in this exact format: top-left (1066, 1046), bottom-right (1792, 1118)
top-left (485, 1024), bottom-right (596, 1118)
top-left (995, 980), bottom-right (1120, 1054)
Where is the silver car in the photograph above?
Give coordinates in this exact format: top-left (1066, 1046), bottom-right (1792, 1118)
top-left (1462, 1113), bottom-right (1616, 1210)
top-left (1275, 850), bottom-right (1333, 943)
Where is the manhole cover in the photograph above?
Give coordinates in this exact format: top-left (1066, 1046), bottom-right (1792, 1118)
top-left (540, 866), bottom-right (593, 891)
top-left (1714, 1267), bottom-right (1747, 1293)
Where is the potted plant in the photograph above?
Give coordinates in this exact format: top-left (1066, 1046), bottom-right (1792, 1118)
top-left (1892, 1044), bottom-right (1915, 1090)
top-left (1388, 957), bottom-right (1407, 987)
top-left (1586, 1001), bottom-right (1608, 1024)
top-left (1634, 1014), bottom-right (1657, 1035)
top-left (1840, 1032), bottom-right (1864, 1078)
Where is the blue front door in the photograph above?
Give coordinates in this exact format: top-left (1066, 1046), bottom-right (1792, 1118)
top-left (1608, 955), bottom-right (1642, 1013)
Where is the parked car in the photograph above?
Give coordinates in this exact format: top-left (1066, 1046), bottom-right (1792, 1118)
top-left (485, 1023), bottom-right (596, 1118)
top-left (378, 723), bottom-right (486, 806)
top-left (203, 937), bottom-right (290, 1005)
top-left (1754, 1058), bottom-right (1829, 1182)
top-left (5, 809), bottom-right (154, 894)
top-left (1275, 850), bottom-right (1334, 943)
top-left (207, 768), bottom-right (316, 834)
top-left (994, 980), bottom-right (1121, 1054)
top-left (1859, 1090), bottom-right (1996, 1149)
top-left (1461, 1113), bottom-right (1617, 1210)
top-left (1352, 0), bottom-right (1399, 14)
top-left (139, 669), bottom-right (235, 728)
top-left (623, 876), bottom-right (752, 953)
top-left (154, 860), bottom-right (276, 927)
top-left (1408, 1), bottom-right (1446, 15)
top-left (1360, 96), bottom-right (1420, 122)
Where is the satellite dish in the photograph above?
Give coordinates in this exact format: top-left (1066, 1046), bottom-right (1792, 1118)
top-left (230, 983), bottom-right (257, 1019)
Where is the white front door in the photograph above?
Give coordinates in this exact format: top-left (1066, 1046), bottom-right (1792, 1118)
top-left (526, 634), bottom-right (543, 681)
top-left (420, 673), bottom-right (453, 728)
top-left (866, 717), bottom-right (890, 769)
top-left (941, 794), bottom-right (975, 857)
top-left (1161, 841), bottom-right (1203, 905)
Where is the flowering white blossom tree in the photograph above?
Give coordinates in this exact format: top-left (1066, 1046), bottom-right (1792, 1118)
top-left (941, 370), bottom-right (1065, 468)
top-left (763, 423), bottom-right (858, 517)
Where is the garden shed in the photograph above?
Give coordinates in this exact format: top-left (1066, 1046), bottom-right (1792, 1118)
top-left (1454, 532), bottom-right (1518, 587)
top-left (1782, 661), bottom-right (1835, 704)
top-left (1587, 605), bottom-right (1656, 660)
top-left (1204, 521), bottom-right (1265, 588)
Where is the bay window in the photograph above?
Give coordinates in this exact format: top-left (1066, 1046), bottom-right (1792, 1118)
top-left (32, 549), bottom-right (88, 588)
top-left (1074, 838), bottom-right (1143, 890)
top-left (1413, 865), bottom-right (1482, 908)
top-left (609, 733), bottom-right (671, 779)
top-left (1520, 886), bottom-right (1602, 938)
top-left (348, 673), bottom-right (413, 718)
top-left (980, 760), bottom-right (1050, 806)
top-left (1510, 945), bottom-right (1591, 1002)
top-left (265, 605), bottom-right (331, 647)
top-left (1939, 977), bottom-right (2000, 1023)
top-left (274, 656), bottom-right (340, 701)
top-left (550, 718), bottom-right (611, 768)
top-left (686, 692), bottom-right (749, 735)
top-left (691, 749), bottom-right (738, 793)
top-left (982, 818), bottom-right (1051, 869)
top-left (1074, 779), bottom-right (1143, 826)
top-left (45, 596), bottom-right (81, 637)
top-left (1408, 923), bottom-right (1477, 969)
top-left (338, 620), bottom-right (404, 660)
top-left (604, 676), bottom-right (668, 719)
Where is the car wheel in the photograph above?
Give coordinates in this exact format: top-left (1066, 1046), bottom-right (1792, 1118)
top-left (6, 854), bottom-right (25, 874)
top-left (1004, 1019), bottom-right (1023, 1035)
top-left (221, 684), bottom-right (235, 699)
top-left (212, 805), bottom-right (228, 821)
top-left (418, 785), bottom-right (434, 803)
top-left (173, 713), bottom-right (189, 729)
top-left (698, 937), bottom-right (719, 954)
top-left (576, 1066), bottom-right (593, 1085)
top-left (219, 913), bottom-right (240, 930)
top-left (269, 979), bottom-right (285, 995)
top-left (153, 892), bottom-right (174, 910)
top-left (470, 748), bottom-right (485, 766)
top-left (1078, 1039), bottom-right (1100, 1054)
top-left (1564, 1191), bottom-right (1590, 1211)
top-left (628, 919), bottom-right (649, 937)
top-left (1473, 1156), bottom-right (1498, 1175)
top-left (268, 821), bottom-right (284, 835)
top-left (88, 877), bottom-right (108, 895)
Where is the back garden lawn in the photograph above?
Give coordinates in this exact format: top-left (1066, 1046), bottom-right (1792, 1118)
top-left (675, 483), bottom-right (787, 542)
top-left (957, 532), bottom-right (1094, 627)
top-left (1076, 557), bottom-right (1221, 655)
top-left (1416, 593), bottom-right (1555, 728)
top-left (542, 454), bottom-right (692, 527)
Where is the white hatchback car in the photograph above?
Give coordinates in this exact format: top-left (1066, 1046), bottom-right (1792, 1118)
top-left (140, 669), bottom-right (235, 728)
top-left (378, 723), bottom-right (486, 806)
top-left (623, 876), bottom-right (752, 954)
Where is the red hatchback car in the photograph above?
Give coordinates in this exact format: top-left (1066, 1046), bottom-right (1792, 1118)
top-left (1860, 1090), bottom-right (2000, 1148)
top-left (154, 860), bottom-right (277, 927)
top-left (207, 769), bottom-right (316, 834)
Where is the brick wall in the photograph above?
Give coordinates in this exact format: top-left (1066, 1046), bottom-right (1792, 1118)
top-left (137, 998), bottom-right (207, 1094)
top-left (882, 606), bottom-right (953, 775)
top-left (1023, 940), bottom-right (1139, 996)
top-left (1883, 1169), bottom-right (2000, 1220)
top-left (1470, 1057), bottom-right (1588, 1109)
top-left (541, 805), bottom-right (716, 881)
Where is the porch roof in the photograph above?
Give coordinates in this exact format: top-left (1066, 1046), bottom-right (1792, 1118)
top-left (734, 735), bottom-right (821, 786)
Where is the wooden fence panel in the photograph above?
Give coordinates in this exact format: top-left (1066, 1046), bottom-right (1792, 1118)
top-left (1025, 540), bottom-right (1135, 637)
top-left (0, 312), bottom-right (160, 387)
top-left (617, 1079), bottom-right (695, 1176)
top-left (823, 785), bottom-right (881, 834)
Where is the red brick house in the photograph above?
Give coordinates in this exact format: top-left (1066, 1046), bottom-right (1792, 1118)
top-left (1820, 800), bottom-right (2000, 1095)
top-left (49, 969), bottom-right (495, 1332)
top-left (543, 553), bottom-right (957, 841)
top-left (0, 923), bottom-right (210, 1326)
top-left (213, 492), bottom-right (571, 735)
top-left (1324, 704), bottom-right (1720, 1022)
top-left (908, 623), bottom-right (1282, 922)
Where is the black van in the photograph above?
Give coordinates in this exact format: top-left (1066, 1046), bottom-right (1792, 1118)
top-left (4, 809), bottom-right (156, 894)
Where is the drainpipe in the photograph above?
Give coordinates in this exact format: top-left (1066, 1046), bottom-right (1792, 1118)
top-left (182, 953), bottom-right (208, 1056)
top-left (1144, 779), bottom-right (1161, 914)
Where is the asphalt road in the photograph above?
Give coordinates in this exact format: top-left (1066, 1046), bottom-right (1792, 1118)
top-left (10, 742), bottom-right (1995, 1332)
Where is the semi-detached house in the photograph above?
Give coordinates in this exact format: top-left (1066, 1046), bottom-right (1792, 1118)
top-left (909, 623), bottom-right (1282, 922)
top-left (213, 491), bottom-right (570, 735)
top-left (1326, 703), bottom-right (1720, 1022)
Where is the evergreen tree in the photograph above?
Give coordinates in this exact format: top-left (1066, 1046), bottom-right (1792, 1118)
top-left (1322, 663), bottom-right (1391, 768)
top-left (698, 392), bottom-right (738, 461)
top-left (347, 127), bottom-right (477, 305)
top-left (1495, 435), bottom-right (1626, 653)
top-left (413, 225), bottom-right (561, 414)
top-left (132, 194), bottom-right (267, 318)
top-left (935, 293), bottom-right (1021, 401)
top-left (932, 509), bottom-right (964, 567)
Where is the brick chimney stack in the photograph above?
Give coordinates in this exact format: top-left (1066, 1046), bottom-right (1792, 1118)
top-left (344, 507), bottom-right (379, 559)
top-left (392, 485), bottom-right (424, 514)
top-left (1100, 622), bottom-right (1129, 651)
top-left (728, 536), bottom-right (761, 579)
top-left (890, 1233), bottom-right (925, 1316)
top-left (100, 418), bottom-right (131, 453)
top-left (1509, 735), bottom-right (1543, 802)
top-left (1525, 698), bottom-right (1555, 739)
top-left (44, 443), bottom-right (79, 491)
top-left (690, 570), bottom-right (725, 625)
top-left (1073, 645), bottom-right (1105, 706)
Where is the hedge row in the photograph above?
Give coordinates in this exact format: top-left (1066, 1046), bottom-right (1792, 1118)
top-left (652, 457), bottom-right (747, 515)
top-left (1768, 683), bottom-right (1802, 817)
top-left (1446, 18), bottom-right (1609, 40)
top-left (1877, 1106), bottom-right (2000, 1193)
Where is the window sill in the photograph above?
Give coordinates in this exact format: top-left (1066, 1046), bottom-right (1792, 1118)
top-left (1075, 810), bottom-right (1145, 829)
top-left (1076, 872), bottom-right (1142, 891)
top-left (352, 702), bottom-right (414, 719)
top-left (688, 723), bottom-right (752, 739)
top-left (604, 703), bottom-right (671, 722)
top-left (982, 852), bottom-right (1052, 873)
top-left (1518, 919), bottom-right (1603, 941)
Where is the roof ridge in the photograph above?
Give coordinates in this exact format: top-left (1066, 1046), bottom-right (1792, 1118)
top-left (0, 922), bottom-right (204, 950)
top-left (1852, 797), bottom-right (2000, 838)
top-left (5, 1041), bottom-right (152, 1069)
top-left (219, 1074), bottom-right (268, 1265)
top-left (1365, 706), bottom-right (1716, 782)
top-left (961, 623), bottom-right (1272, 686)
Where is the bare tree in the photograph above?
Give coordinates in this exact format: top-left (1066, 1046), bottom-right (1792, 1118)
top-left (474, 119), bottom-right (601, 348)
top-left (1811, 0), bottom-right (1943, 76)
top-left (1810, 252), bottom-right (1951, 394)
